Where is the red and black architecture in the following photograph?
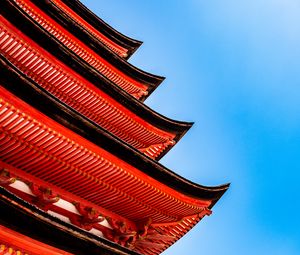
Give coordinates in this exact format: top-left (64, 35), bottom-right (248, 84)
top-left (0, 1), bottom-right (229, 254)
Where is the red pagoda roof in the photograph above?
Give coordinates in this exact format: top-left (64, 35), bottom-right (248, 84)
top-left (0, 14), bottom-right (189, 160)
top-left (0, 85), bottom-right (228, 254)
top-left (27, 0), bottom-right (164, 101)
top-left (21, 0), bottom-right (142, 59)
top-left (0, 1), bottom-right (229, 254)
top-left (12, 0), bottom-right (151, 99)
top-left (58, 0), bottom-right (143, 59)
top-left (0, 58), bottom-right (228, 202)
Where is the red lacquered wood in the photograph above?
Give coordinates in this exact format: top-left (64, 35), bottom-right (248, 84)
top-left (0, 225), bottom-right (73, 255)
top-left (0, 87), bottom-right (212, 222)
top-left (0, 18), bottom-right (176, 159)
top-left (13, 0), bottom-right (148, 99)
top-left (0, 88), bottom-right (212, 254)
top-left (52, 0), bottom-right (128, 58)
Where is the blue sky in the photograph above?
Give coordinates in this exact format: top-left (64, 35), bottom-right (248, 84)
top-left (82, 1), bottom-right (300, 254)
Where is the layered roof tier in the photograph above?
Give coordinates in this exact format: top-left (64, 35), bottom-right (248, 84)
top-left (0, 1), bottom-right (229, 254)
top-left (0, 57), bottom-right (228, 202)
top-left (16, 0), bottom-right (163, 100)
top-left (59, 0), bottom-right (143, 59)
top-left (0, 8), bottom-right (190, 160)
top-left (0, 74), bottom-right (228, 254)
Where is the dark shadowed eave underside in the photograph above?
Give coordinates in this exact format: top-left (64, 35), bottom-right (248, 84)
top-left (61, 0), bottom-right (142, 59)
top-left (28, 0), bottom-right (163, 100)
top-left (0, 188), bottom-right (141, 255)
top-left (1, 0), bottom-right (190, 160)
top-left (0, 57), bottom-right (230, 204)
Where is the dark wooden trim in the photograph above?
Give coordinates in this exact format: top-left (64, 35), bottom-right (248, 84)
top-left (0, 187), bottom-right (140, 255)
top-left (61, 0), bottom-right (142, 59)
top-left (1, 0), bottom-right (193, 159)
top-left (0, 56), bottom-right (229, 202)
top-left (30, 0), bottom-right (163, 99)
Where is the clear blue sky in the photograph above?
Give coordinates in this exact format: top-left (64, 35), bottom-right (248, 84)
top-left (82, 1), bottom-right (300, 254)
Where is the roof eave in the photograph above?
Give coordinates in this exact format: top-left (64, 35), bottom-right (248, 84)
top-left (0, 188), bottom-right (141, 255)
top-left (1, 1), bottom-right (191, 145)
top-left (60, 0), bottom-right (143, 58)
top-left (28, 0), bottom-right (162, 93)
top-left (0, 58), bottom-right (229, 202)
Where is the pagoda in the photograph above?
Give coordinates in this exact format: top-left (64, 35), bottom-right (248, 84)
top-left (0, 1), bottom-right (229, 254)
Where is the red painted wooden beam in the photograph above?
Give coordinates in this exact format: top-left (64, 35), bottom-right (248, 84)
top-left (13, 0), bottom-right (148, 99)
top-left (0, 86), bottom-right (216, 254)
top-left (0, 225), bottom-right (73, 255)
top-left (60, 0), bottom-right (143, 59)
top-left (0, 17), bottom-right (176, 160)
top-left (0, 87), bottom-right (212, 221)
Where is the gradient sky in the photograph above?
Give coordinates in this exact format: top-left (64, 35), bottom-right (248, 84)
top-left (81, 1), bottom-right (300, 254)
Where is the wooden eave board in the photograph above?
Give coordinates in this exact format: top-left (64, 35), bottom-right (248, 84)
top-left (12, 0), bottom-right (149, 100)
top-left (29, 0), bottom-right (164, 100)
top-left (0, 56), bottom-right (229, 204)
top-left (0, 15), bottom-right (183, 160)
top-left (0, 87), bottom-right (227, 254)
top-left (0, 86), bottom-right (214, 220)
top-left (0, 188), bottom-right (139, 255)
top-left (60, 0), bottom-right (143, 59)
